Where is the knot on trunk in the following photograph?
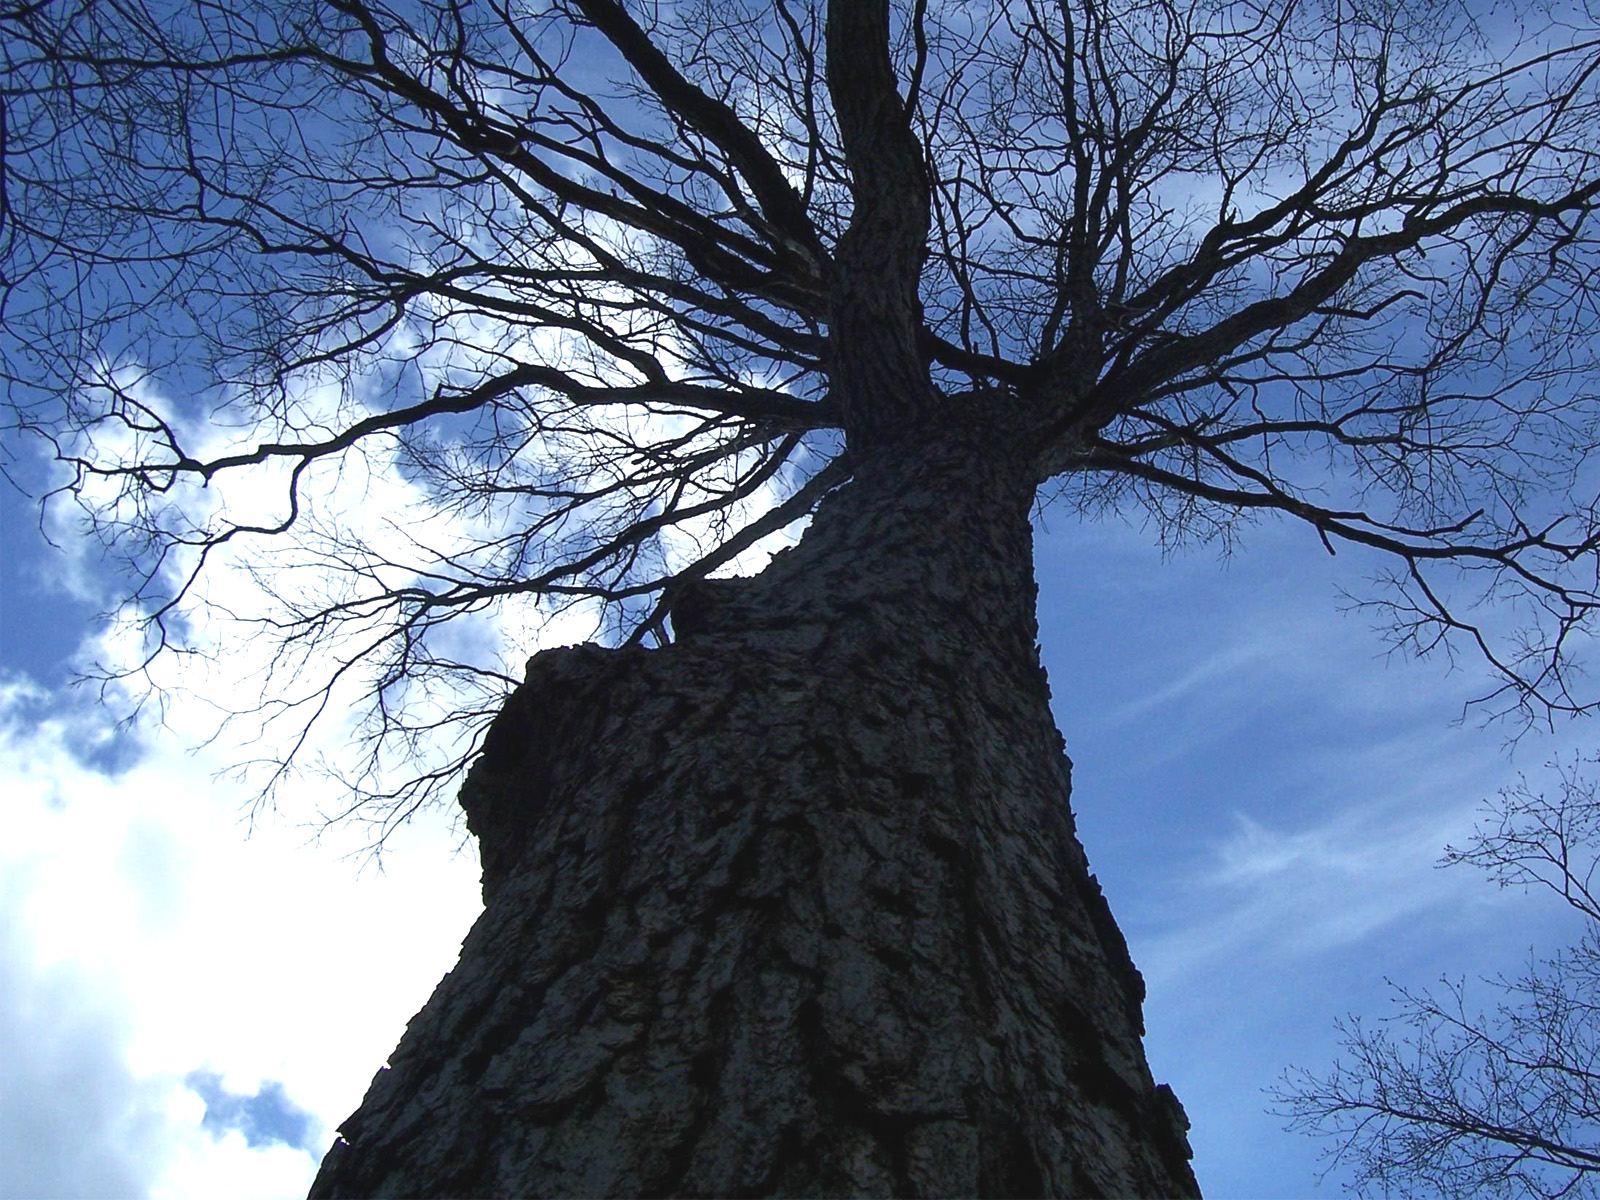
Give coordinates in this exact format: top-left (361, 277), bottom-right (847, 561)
top-left (667, 573), bottom-right (757, 639)
top-left (462, 642), bottom-right (643, 898)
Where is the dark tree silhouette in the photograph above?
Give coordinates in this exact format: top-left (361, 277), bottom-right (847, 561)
top-left (1280, 759), bottom-right (1600, 1199)
top-left (4, 0), bottom-right (1600, 1192)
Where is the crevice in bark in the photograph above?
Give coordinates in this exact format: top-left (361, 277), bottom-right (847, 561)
top-left (310, 434), bottom-right (1199, 1198)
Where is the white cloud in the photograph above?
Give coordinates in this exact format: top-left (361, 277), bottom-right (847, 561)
top-left (0, 678), bottom-right (482, 1199)
top-left (0, 882), bottom-right (169, 1200)
top-left (147, 1130), bottom-right (317, 1200)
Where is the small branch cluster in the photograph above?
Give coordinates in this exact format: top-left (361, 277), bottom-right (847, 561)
top-left (1279, 758), bottom-right (1600, 1199)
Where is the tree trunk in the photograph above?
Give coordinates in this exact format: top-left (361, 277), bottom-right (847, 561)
top-left (309, 435), bottom-right (1199, 1198)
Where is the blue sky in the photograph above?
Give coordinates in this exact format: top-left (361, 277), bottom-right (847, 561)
top-left (1, 435), bottom-right (1589, 1198)
top-left (1036, 512), bottom-right (1590, 1196)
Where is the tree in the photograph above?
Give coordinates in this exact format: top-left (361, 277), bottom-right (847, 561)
top-left (4, 0), bottom-right (1600, 1193)
top-left (1279, 758), bottom-right (1600, 1199)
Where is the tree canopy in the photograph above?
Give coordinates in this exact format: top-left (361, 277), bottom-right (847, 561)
top-left (3, 0), bottom-right (1599, 835)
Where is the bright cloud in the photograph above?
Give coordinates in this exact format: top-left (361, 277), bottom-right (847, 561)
top-left (0, 677), bottom-right (482, 1200)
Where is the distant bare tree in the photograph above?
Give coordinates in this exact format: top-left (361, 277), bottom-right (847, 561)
top-left (4, 0), bottom-right (1600, 1192)
top-left (1281, 758), bottom-right (1600, 1199)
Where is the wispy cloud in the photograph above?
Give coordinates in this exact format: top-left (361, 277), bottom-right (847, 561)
top-left (1106, 637), bottom-right (1279, 723)
top-left (1125, 710), bottom-right (1563, 986)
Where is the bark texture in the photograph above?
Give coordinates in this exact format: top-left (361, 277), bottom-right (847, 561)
top-left (310, 436), bottom-right (1198, 1198)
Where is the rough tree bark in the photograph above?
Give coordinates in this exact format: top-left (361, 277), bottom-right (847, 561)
top-left (310, 425), bottom-right (1198, 1197)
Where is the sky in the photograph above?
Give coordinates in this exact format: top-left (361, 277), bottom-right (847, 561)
top-left (2, 430), bottom-right (1592, 1199)
top-left (2, 1), bottom-right (1596, 1195)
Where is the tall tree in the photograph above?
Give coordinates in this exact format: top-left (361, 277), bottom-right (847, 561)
top-left (4, 0), bottom-right (1600, 1192)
